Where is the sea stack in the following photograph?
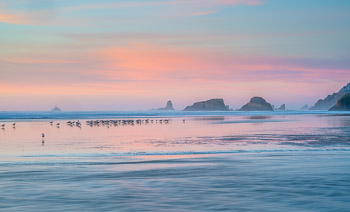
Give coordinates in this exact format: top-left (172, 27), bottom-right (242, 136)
top-left (183, 99), bottom-right (229, 111)
top-left (154, 100), bottom-right (175, 111)
top-left (300, 104), bottom-right (309, 110)
top-left (329, 93), bottom-right (350, 111)
top-left (277, 104), bottom-right (286, 111)
top-left (239, 97), bottom-right (273, 111)
top-left (51, 106), bottom-right (62, 112)
top-left (310, 82), bottom-right (350, 110)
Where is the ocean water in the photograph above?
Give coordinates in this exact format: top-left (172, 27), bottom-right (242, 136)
top-left (1, 111), bottom-right (350, 211)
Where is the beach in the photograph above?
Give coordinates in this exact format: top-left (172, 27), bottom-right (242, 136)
top-left (2, 0), bottom-right (349, 211)
top-left (1, 111), bottom-right (350, 211)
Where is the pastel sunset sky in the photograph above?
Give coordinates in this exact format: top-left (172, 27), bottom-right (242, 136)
top-left (0, 0), bottom-right (349, 110)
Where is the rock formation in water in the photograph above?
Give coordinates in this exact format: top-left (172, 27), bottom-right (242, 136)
top-left (51, 106), bottom-right (62, 112)
top-left (310, 82), bottom-right (350, 110)
top-left (154, 100), bottom-right (175, 111)
top-left (277, 104), bottom-right (286, 111)
top-left (183, 99), bottom-right (229, 111)
top-left (239, 97), bottom-right (273, 111)
top-left (300, 104), bottom-right (309, 110)
top-left (329, 93), bottom-right (350, 111)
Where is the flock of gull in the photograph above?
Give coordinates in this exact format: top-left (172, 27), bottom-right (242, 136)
top-left (1, 119), bottom-right (186, 144)
top-left (47, 118), bottom-right (186, 128)
top-left (1, 118), bottom-right (186, 130)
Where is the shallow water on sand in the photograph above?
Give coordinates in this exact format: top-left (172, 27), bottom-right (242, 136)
top-left (1, 111), bottom-right (350, 211)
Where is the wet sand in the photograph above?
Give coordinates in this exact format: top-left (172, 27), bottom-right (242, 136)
top-left (1, 112), bottom-right (350, 211)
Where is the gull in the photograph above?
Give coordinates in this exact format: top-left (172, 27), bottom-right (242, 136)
top-left (42, 133), bottom-right (45, 144)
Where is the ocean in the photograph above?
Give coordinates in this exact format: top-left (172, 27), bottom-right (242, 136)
top-left (1, 111), bottom-right (350, 211)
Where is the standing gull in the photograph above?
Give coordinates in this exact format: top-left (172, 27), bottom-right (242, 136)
top-left (42, 133), bottom-right (45, 144)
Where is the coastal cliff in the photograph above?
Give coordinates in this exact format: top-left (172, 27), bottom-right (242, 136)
top-left (310, 82), bottom-right (350, 110)
top-left (329, 93), bottom-right (350, 111)
top-left (239, 97), bottom-right (273, 111)
top-left (183, 99), bottom-right (229, 111)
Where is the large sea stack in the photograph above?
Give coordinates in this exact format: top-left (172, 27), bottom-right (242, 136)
top-left (329, 93), bottom-right (350, 111)
top-left (183, 99), bottom-right (229, 111)
top-left (154, 100), bottom-right (175, 111)
top-left (310, 82), bottom-right (350, 110)
top-left (239, 97), bottom-right (273, 111)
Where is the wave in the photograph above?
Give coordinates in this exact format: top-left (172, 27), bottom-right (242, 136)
top-left (1, 148), bottom-right (349, 160)
top-left (1, 110), bottom-right (350, 121)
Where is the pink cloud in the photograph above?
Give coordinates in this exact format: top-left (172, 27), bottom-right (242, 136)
top-left (0, 0), bottom-right (264, 26)
top-left (95, 43), bottom-right (349, 84)
top-left (2, 57), bottom-right (75, 64)
top-left (182, 0), bottom-right (263, 6)
top-left (0, 3), bottom-right (58, 25)
top-left (68, 0), bottom-right (263, 10)
top-left (1, 41), bottom-right (347, 110)
top-left (191, 10), bottom-right (219, 16)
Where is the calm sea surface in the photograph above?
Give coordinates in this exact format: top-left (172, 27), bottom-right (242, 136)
top-left (1, 111), bottom-right (350, 211)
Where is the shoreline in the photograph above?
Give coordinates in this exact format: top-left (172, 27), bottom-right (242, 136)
top-left (1, 110), bottom-right (350, 122)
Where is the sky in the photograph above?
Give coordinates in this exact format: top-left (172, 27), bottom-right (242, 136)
top-left (0, 0), bottom-right (349, 111)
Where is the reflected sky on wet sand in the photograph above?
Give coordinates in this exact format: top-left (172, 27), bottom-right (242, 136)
top-left (1, 113), bottom-right (350, 211)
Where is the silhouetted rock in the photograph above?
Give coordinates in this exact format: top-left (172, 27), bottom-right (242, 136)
top-left (239, 97), bottom-right (273, 111)
top-left (51, 106), bottom-right (62, 112)
top-left (277, 104), bottom-right (286, 111)
top-left (154, 100), bottom-right (175, 111)
top-left (310, 82), bottom-right (350, 110)
top-left (300, 104), bottom-right (308, 110)
top-left (329, 93), bottom-right (350, 111)
top-left (183, 99), bottom-right (229, 111)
